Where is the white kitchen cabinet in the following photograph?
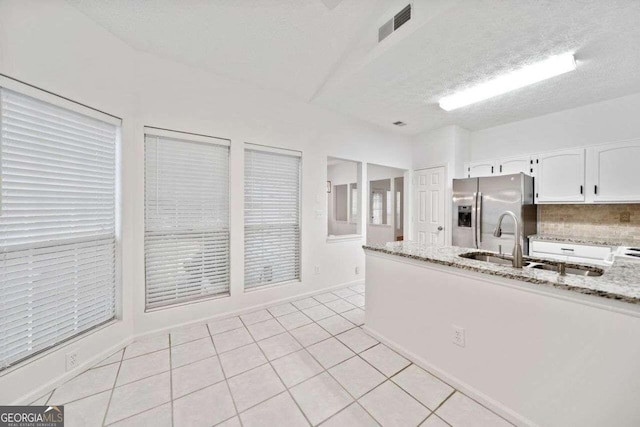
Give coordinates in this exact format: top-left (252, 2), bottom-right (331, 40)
top-left (498, 156), bottom-right (533, 176)
top-left (586, 140), bottom-right (640, 203)
top-left (534, 148), bottom-right (585, 203)
top-left (465, 160), bottom-right (497, 177)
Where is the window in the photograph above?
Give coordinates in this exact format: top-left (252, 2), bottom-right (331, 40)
top-left (370, 178), bottom-right (391, 225)
top-left (244, 145), bottom-right (301, 290)
top-left (334, 184), bottom-right (348, 221)
top-left (396, 191), bottom-right (402, 230)
top-left (144, 129), bottom-right (230, 309)
top-left (386, 190), bottom-right (392, 223)
top-left (371, 192), bottom-right (383, 225)
top-left (349, 183), bottom-right (358, 223)
top-left (0, 86), bottom-right (119, 370)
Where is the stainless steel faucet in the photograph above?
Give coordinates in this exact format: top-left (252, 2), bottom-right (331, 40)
top-left (493, 211), bottom-right (524, 268)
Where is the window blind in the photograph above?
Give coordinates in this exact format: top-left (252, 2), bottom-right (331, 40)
top-left (144, 130), bottom-right (230, 309)
top-left (244, 146), bottom-right (301, 290)
top-left (0, 87), bottom-right (118, 370)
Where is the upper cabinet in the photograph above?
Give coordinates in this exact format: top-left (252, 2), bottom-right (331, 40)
top-left (534, 148), bottom-right (585, 203)
top-left (465, 156), bottom-right (531, 178)
top-left (463, 139), bottom-right (640, 204)
top-left (499, 156), bottom-right (532, 176)
top-left (586, 140), bottom-right (640, 203)
top-left (465, 160), bottom-right (497, 178)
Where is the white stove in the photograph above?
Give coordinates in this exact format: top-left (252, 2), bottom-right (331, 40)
top-left (615, 246), bottom-right (640, 261)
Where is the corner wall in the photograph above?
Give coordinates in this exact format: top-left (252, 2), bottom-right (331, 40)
top-left (0, 0), bottom-right (414, 404)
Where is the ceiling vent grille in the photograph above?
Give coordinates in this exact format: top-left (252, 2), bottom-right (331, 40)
top-left (394, 4), bottom-right (411, 30)
top-left (378, 4), bottom-right (412, 42)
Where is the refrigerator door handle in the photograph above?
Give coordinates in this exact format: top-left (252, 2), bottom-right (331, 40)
top-left (472, 192), bottom-right (478, 248)
top-left (477, 192), bottom-right (483, 244)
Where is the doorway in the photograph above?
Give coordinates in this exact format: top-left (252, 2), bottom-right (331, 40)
top-left (366, 164), bottom-right (406, 245)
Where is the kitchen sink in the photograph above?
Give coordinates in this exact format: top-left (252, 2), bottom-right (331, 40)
top-left (459, 252), bottom-right (604, 277)
top-left (459, 252), bottom-right (532, 267)
top-left (527, 263), bottom-right (603, 277)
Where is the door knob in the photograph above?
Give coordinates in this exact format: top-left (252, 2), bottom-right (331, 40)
top-left (437, 226), bottom-right (443, 231)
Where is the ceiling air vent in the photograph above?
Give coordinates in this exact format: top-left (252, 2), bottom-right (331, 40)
top-left (394, 4), bottom-right (411, 30)
top-left (378, 4), bottom-right (412, 42)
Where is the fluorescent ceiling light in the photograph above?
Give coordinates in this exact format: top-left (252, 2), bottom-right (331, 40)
top-left (439, 53), bottom-right (577, 111)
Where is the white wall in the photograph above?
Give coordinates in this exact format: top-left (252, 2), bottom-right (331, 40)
top-left (0, 0), bottom-right (414, 404)
top-left (469, 92), bottom-right (640, 161)
top-left (366, 252), bottom-right (640, 427)
top-left (0, 0), bottom-right (136, 405)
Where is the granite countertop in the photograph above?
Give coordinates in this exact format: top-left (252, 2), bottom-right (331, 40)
top-left (363, 241), bottom-right (640, 305)
top-left (529, 234), bottom-right (640, 248)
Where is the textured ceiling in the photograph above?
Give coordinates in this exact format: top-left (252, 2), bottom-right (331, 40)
top-left (66, 0), bottom-right (387, 101)
top-left (67, 0), bottom-right (640, 134)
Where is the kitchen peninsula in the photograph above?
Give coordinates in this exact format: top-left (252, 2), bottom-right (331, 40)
top-left (363, 241), bottom-right (640, 427)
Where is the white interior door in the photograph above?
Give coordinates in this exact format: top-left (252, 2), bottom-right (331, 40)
top-left (414, 167), bottom-right (446, 246)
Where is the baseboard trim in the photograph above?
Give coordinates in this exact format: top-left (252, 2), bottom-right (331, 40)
top-left (15, 279), bottom-right (364, 404)
top-left (362, 325), bottom-right (537, 427)
top-left (136, 279), bottom-right (365, 341)
top-left (15, 336), bottom-right (133, 405)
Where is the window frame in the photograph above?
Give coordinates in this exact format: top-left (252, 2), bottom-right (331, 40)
top-left (0, 75), bottom-right (122, 373)
top-left (143, 126), bottom-right (231, 311)
top-left (244, 143), bottom-right (302, 291)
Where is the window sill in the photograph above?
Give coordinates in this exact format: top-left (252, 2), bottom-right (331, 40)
top-left (326, 234), bottom-right (363, 243)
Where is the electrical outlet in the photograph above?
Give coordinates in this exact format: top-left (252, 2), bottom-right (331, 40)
top-left (314, 265), bottom-right (321, 275)
top-left (66, 351), bottom-right (79, 371)
top-left (452, 325), bottom-right (465, 347)
top-left (620, 212), bottom-right (631, 223)
top-left (355, 266), bottom-right (360, 275)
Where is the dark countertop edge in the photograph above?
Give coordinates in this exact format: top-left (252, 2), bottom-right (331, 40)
top-left (363, 245), bottom-right (640, 305)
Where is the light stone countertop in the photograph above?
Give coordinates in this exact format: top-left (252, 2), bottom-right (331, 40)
top-left (363, 241), bottom-right (640, 305)
top-left (529, 234), bottom-right (640, 248)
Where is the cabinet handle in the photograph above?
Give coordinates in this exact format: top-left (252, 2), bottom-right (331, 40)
top-left (500, 165), bottom-right (503, 173)
top-left (580, 185), bottom-right (583, 194)
top-left (491, 166), bottom-right (494, 174)
top-left (594, 185), bottom-right (598, 195)
top-left (561, 248), bottom-right (575, 252)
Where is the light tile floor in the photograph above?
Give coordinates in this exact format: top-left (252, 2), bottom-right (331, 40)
top-left (35, 283), bottom-right (514, 426)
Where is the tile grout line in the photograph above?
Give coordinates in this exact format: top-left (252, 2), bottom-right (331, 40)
top-left (270, 308), bottom-right (386, 425)
top-left (238, 312), bottom-right (314, 426)
top-left (101, 346), bottom-right (125, 426)
top-left (168, 334), bottom-right (175, 427)
top-left (205, 323), bottom-right (245, 427)
top-left (103, 402), bottom-right (169, 426)
top-left (46, 286), bottom-right (511, 427)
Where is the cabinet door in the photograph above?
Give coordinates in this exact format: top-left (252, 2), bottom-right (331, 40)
top-left (587, 140), bottom-right (640, 203)
top-left (498, 156), bottom-right (532, 176)
top-left (535, 148), bottom-right (585, 203)
top-left (465, 161), bottom-right (497, 178)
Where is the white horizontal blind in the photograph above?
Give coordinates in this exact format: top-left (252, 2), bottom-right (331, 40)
top-left (145, 132), bottom-right (230, 309)
top-left (244, 147), bottom-right (301, 290)
top-left (0, 88), bottom-right (117, 370)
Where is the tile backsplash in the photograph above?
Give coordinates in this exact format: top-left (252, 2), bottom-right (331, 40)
top-left (538, 204), bottom-right (640, 244)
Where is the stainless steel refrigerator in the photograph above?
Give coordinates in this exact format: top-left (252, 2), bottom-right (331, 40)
top-left (452, 173), bottom-right (537, 254)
